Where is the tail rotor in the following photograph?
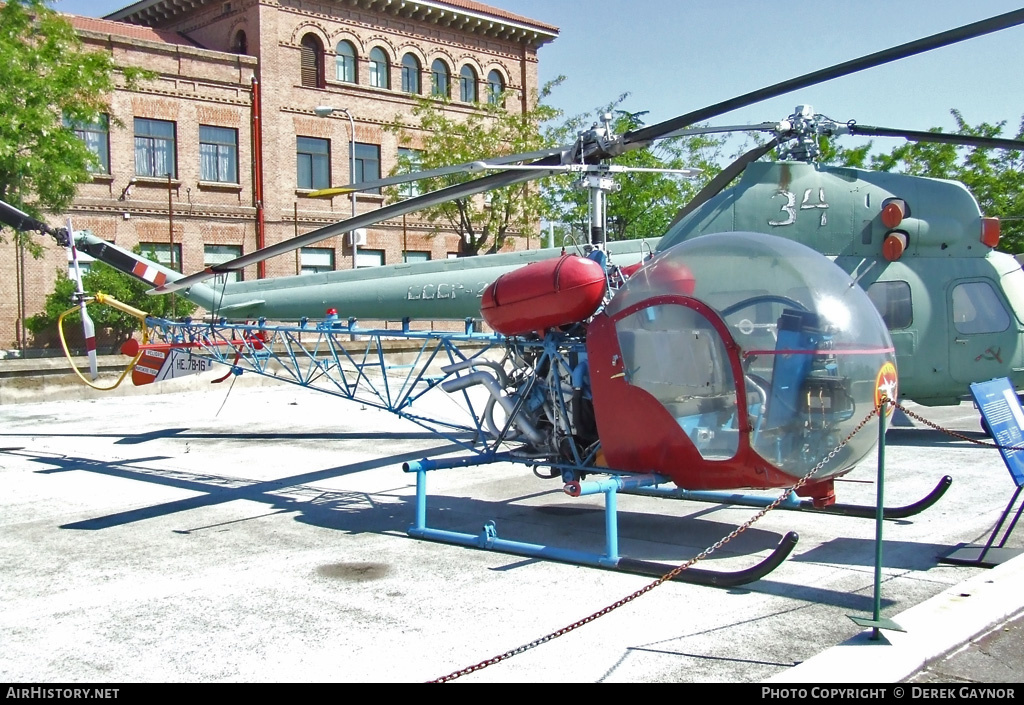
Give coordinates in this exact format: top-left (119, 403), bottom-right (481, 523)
top-left (66, 217), bottom-right (98, 381)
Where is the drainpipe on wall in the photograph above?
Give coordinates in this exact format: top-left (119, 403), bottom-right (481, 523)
top-left (251, 76), bottom-right (266, 279)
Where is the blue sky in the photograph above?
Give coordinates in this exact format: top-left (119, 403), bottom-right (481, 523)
top-left (52, 0), bottom-right (1024, 148)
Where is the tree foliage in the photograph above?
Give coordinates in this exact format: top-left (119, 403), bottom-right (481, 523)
top-left (0, 0), bottom-right (147, 253)
top-left (822, 110), bottom-right (1024, 253)
top-left (26, 253), bottom-right (197, 349)
top-left (543, 95), bottom-right (728, 244)
top-left (385, 83), bottom-right (561, 255)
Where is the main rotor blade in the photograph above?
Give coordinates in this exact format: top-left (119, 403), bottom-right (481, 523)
top-left (846, 124), bottom-right (1024, 151)
top-left (622, 8), bottom-right (1024, 149)
top-left (0, 199), bottom-right (50, 234)
top-left (658, 122), bottom-right (780, 140)
top-left (667, 138), bottom-right (781, 230)
top-left (308, 146), bottom-right (569, 198)
top-left (153, 155), bottom-right (563, 292)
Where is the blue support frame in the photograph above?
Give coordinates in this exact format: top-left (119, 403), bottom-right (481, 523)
top-left (404, 455), bottom-right (667, 568)
top-left (147, 317), bottom-right (509, 454)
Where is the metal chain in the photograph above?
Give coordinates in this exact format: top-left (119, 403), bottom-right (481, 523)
top-left (890, 398), bottom-right (1024, 451)
top-left (429, 403), bottom-right (883, 683)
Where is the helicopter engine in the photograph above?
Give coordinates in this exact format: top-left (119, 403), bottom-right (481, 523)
top-left (444, 254), bottom-right (607, 460)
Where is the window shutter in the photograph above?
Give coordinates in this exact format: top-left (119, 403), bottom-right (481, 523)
top-left (300, 35), bottom-right (323, 88)
top-left (301, 42), bottom-right (316, 87)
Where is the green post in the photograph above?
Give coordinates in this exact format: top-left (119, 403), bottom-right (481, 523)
top-left (870, 400), bottom-right (887, 639)
top-left (850, 398), bottom-right (904, 637)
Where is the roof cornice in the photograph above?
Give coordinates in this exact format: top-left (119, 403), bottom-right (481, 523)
top-left (105, 0), bottom-right (559, 48)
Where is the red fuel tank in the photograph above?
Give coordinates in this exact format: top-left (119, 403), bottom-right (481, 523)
top-left (481, 255), bottom-right (607, 336)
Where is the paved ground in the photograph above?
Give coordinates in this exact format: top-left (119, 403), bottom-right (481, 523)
top-left (1, 376), bottom-right (1022, 683)
top-left (906, 610), bottom-right (1023, 684)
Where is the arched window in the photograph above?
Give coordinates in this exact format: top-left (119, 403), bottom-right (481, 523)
top-left (232, 30), bottom-right (247, 55)
top-left (401, 53), bottom-right (420, 94)
top-left (487, 70), bottom-right (504, 105)
top-left (459, 65), bottom-right (477, 103)
top-left (335, 40), bottom-right (356, 83)
top-left (300, 33), bottom-right (325, 89)
top-left (430, 59), bottom-right (449, 98)
top-left (369, 47), bottom-right (389, 89)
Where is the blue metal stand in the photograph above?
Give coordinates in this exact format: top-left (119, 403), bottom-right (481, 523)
top-left (403, 457), bottom-right (799, 587)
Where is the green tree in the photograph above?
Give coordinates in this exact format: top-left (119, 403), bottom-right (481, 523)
top-left (0, 0), bottom-right (147, 253)
top-left (385, 83), bottom-right (561, 255)
top-left (823, 110), bottom-right (1024, 253)
top-left (544, 96), bottom-right (728, 243)
top-left (26, 253), bottom-right (197, 350)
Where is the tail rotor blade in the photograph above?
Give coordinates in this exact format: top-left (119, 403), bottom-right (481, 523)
top-left (80, 304), bottom-right (99, 381)
top-left (67, 218), bottom-right (99, 381)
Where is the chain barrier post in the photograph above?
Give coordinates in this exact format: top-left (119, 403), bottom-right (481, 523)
top-left (850, 397), bottom-right (904, 638)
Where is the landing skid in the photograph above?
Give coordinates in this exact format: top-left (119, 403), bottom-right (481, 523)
top-left (800, 475), bottom-right (952, 519)
top-left (617, 532), bottom-right (798, 587)
top-left (405, 461), bottom-right (798, 587)
top-left (623, 475), bottom-right (952, 520)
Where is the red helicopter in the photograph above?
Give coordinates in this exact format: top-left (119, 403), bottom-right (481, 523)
top-left (9, 8), bottom-right (1024, 585)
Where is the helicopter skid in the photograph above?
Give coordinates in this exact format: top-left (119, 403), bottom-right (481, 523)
top-left (406, 523), bottom-right (799, 588)
top-left (405, 463), bottom-right (799, 587)
top-left (621, 475), bottom-right (952, 520)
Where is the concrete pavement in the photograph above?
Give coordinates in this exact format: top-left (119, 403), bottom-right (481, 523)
top-left (1, 373), bottom-right (1022, 682)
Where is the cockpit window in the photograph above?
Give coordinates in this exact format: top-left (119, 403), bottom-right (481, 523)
top-left (616, 303), bottom-right (738, 460)
top-left (952, 281), bottom-right (1009, 334)
top-left (867, 281), bottom-right (913, 330)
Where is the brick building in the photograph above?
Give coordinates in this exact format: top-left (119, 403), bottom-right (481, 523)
top-left (2, 0), bottom-right (557, 352)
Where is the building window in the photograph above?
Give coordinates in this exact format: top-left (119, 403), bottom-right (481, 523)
top-left (336, 40), bottom-right (356, 83)
top-left (431, 59), bottom-right (449, 98)
top-left (401, 53), bottom-right (420, 94)
top-left (369, 47), bottom-right (389, 89)
top-left (296, 136), bottom-right (330, 190)
top-left (204, 244), bottom-right (243, 283)
top-left (199, 126), bottom-right (238, 184)
top-left (356, 249), bottom-right (385, 268)
top-left (404, 250), bottom-right (430, 263)
top-left (300, 33), bottom-right (325, 89)
top-left (397, 147), bottom-right (423, 198)
top-left (134, 118), bottom-right (176, 178)
top-left (459, 65), bottom-right (477, 103)
top-left (487, 70), bottom-right (505, 105)
top-left (140, 242), bottom-right (182, 272)
top-left (354, 142), bottom-right (380, 194)
top-left (300, 247), bottom-right (334, 275)
top-left (66, 114), bottom-right (110, 174)
top-left (232, 30), bottom-right (247, 54)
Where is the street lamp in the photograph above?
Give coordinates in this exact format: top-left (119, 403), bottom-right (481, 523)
top-left (314, 105), bottom-right (358, 268)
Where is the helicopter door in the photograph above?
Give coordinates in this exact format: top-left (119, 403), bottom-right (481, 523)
top-left (613, 302), bottom-right (740, 460)
top-left (947, 279), bottom-right (1017, 384)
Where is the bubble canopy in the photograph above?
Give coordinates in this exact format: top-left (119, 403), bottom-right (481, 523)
top-left (601, 232), bottom-right (896, 482)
